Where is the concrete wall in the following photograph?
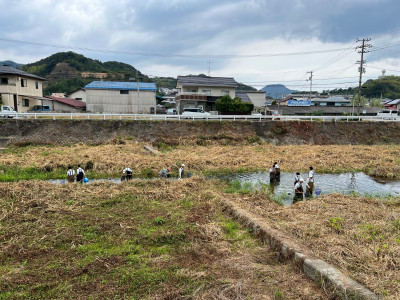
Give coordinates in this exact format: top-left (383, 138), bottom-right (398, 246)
top-left (0, 75), bottom-right (44, 112)
top-left (86, 89), bottom-right (156, 114)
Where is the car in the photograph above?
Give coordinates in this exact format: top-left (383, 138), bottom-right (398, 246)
top-left (29, 105), bottom-right (51, 112)
top-left (182, 108), bottom-right (211, 118)
top-left (166, 108), bottom-right (177, 115)
top-left (0, 105), bottom-right (17, 118)
top-left (376, 109), bottom-right (398, 119)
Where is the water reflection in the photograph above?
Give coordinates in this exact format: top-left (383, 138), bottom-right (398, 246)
top-left (221, 171), bottom-right (400, 206)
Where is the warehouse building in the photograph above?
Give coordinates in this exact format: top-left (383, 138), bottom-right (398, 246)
top-left (85, 81), bottom-right (157, 114)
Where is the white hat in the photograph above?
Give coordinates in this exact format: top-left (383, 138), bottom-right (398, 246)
top-left (181, 164), bottom-right (185, 167)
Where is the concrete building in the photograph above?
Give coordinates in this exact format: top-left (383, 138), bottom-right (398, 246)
top-left (236, 90), bottom-right (266, 107)
top-left (85, 81), bottom-right (157, 114)
top-left (175, 76), bottom-right (238, 112)
top-left (67, 88), bottom-right (86, 102)
top-left (0, 66), bottom-right (45, 112)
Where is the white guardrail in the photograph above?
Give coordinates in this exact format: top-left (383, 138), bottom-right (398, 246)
top-left (1, 113), bottom-right (400, 122)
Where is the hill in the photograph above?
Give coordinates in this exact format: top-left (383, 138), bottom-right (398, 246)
top-left (0, 60), bottom-right (22, 69)
top-left (20, 52), bottom-right (256, 95)
top-left (361, 75), bottom-right (400, 99)
top-left (261, 84), bottom-right (297, 99)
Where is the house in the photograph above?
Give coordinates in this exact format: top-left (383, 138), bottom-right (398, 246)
top-left (175, 76), bottom-right (238, 112)
top-left (43, 96), bottom-right (86, 112)
top-left (0, 66), bottom-right (45, 112)
top-left (311, 96), bottom-right (351, 107)
top-left (85, 81), bottom-right (157, 114)
top-left (384, 99), bottom-right (400, 110)
top-left (67, 88), bottom-right (86, 102)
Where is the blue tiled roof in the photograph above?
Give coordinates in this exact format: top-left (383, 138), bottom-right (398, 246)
top-left (85, 81), bottom-right (156, 91)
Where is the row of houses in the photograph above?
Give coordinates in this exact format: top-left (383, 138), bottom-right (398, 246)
top-left (0, 66), bottom-right (265, 114)
top-left (1, 65), bottom-right (399, 115)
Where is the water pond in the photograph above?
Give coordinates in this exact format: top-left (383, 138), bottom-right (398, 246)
top-left (221, 171), bottom-right (400, 206)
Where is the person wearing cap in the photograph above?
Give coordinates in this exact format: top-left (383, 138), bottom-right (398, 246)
top-left (178, 164), bottom-right (185, 179)
top-left (269, 164), bottom-right (276, 182)
top-left (309, 166), bottom-right (315, 179)
top-left (293, 178), bottom-right (304, 203)
top-left (67, 166), bottom-right (75, 183)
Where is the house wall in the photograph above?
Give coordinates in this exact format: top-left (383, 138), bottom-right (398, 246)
top-left (0, 75), bottom-right (43, 112)
top-left (246, 92), bottom-right (266, 107)
top-left (176, 82), bottom-right (236, 98)
top-left (86, 89), bottom-right (156, 113)
top-left (69, 89), bottom-right (86, 102)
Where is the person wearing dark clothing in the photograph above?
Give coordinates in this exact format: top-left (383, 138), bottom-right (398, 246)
top-left (76, 165), bottom-right (85, 183)
top-left (293, 179), bottom-right (304, 203)
top-left (122, 167), bottom-right (133, 180)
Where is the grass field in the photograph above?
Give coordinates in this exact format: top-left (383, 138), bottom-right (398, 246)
top-left (1, 140), bottom-right (400, 298)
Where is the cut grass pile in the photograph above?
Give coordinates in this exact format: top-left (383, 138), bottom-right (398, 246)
top-left (223, 186), bottom-right (400, 299)
top-left (0, 178), bottom-right (326, 299)
top-left (2, 142), bottom-right (400, 180)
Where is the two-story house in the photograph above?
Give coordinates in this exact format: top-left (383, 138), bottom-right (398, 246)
top-left (175, 76), bottom-right (239, 113)
top-left (0, 66), bottom-right (45, 112)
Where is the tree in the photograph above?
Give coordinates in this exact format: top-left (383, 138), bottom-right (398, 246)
top-left (216, 95), bottom-right (254, 114)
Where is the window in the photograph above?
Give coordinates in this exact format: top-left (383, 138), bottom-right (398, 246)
top-left (221, 90), bottom-right (230, 96)
top-left (35, 81), bottom-right (39, 89)
top-left (202, 90), bottom-right (211, 96)
top-left (120, 90), bottom-right (129, 94)
top-left (21, 79), bottom-right (27, 87)
top-left (22, 99), bottom-right (29, 107)
top-left (1, 77), bottom-right (8, 84)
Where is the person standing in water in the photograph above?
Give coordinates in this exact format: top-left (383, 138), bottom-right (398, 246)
top-left (293, 178), bottom-right (304, 203)
top-left (76, 164), bottom-right (85, 183)
top-left (122, 167), bottom-right (133, 180)
top-left (67, 166), bottom-right (75, 183)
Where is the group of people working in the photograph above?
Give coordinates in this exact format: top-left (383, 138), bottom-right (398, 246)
top-left (269, 163), bottom-right (315, 202)
top-left (293, 166), bottom-right (315, 202)
top-left (66, 165), bottom-right (86, 183)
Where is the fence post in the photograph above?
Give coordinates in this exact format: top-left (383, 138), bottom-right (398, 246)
top-left (53, 113), bottom-right (55, 120)
top-left (34, 113), bottom-right (37, 120)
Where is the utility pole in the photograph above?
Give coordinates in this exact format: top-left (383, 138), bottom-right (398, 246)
top-left (208, 59), bottom-right (212, 76)
top-left (355, 38), bottom-right (372, 115)
top-left (307, 71), bottom-right (313, 101)
top-left (136, 70), bottom-right (140, 114)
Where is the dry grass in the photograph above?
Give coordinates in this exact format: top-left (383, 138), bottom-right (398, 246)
top-left (226, 190), bottom-right (400, 299)
top-left (0, 178), bottom-right (327, 299)
top-left (2, 142), bottom-right (400, 178)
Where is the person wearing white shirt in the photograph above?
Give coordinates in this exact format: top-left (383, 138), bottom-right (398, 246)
top-left (122, 167), bottom-right (133, 180)
top-left (305, 175), bottom-right (314, 197)
top-left (273, 162), bottom-right (280, 178)
top-left (293, 179), bottom-right (304, 203)
top-left (76, 165), bottom-right (85, 183)
top-left (67, 166), bottom-right (75, 183)
top-left (178, 164), bottom-right (185, 179)
top-left (294, 172), bottom-right (301, 186)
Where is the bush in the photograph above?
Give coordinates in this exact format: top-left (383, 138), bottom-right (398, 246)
top-left (216, 95), bottom-right (254, 114)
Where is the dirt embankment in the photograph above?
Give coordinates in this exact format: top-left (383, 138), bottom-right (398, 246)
top-left (0, 119), bottom-right (400, 145)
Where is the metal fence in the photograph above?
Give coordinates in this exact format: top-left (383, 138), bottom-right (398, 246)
top-left (2, 112), bottom-right (400, 122)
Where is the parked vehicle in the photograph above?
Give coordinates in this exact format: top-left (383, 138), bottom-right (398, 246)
top-left (265, 110), bottom-right (280, 120)
top-left (29, 105), bottom-right (51, 112)
top-left (376, 109), bottom-right (398, 119)
top-left (166, 108), bottom-right (177, 115)
top-left (0, 105), bottom-right (17, 118)
top-left (182, 108), bottom-right (210, 117)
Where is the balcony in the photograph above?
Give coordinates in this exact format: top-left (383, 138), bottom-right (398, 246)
top-left (176, 94), bottom-right (207, 101)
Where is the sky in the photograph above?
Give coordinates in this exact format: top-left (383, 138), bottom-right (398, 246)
top-left (1, 0), bottom-right (400, 91)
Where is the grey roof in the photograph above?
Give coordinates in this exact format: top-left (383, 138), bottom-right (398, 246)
top-left (0, 66), bottom-right (45, 80)
top-left (85, 81), bottom-right (156, 91)
top-left (385, 99), bottom-right (400, 105)
top-left (177, 76), bottom-right (238, 88)
top-left (235, 91), bottom-right (251, 103)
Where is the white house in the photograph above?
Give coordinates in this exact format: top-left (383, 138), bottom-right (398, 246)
top-left (85, 81), bottom-right (157, 114)
top-left (67, 88), bottom-right (86, 102)
top-left (0, 66), bottom-right (45, 112)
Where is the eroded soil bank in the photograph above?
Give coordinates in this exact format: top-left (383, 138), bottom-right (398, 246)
top-left (1, 119), bottom-right (400, 145)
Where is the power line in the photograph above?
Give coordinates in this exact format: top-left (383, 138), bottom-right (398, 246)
top-left (0, 37), bottom-right (355, 59)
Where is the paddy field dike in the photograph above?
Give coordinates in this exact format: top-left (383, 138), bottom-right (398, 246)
top-left (1, 119), bottom-right (400, 299)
